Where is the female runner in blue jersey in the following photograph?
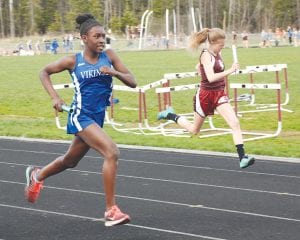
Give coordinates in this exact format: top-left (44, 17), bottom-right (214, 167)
top-left (25, 13), bottom-right (137, 227)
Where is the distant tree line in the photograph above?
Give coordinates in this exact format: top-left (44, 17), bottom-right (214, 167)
top-left (0, 0), bottom-right (300, 38)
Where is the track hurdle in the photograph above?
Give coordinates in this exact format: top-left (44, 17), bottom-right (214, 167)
top-left (230, 64), bottom-right (292, 113)
top-left (160, 64), bottom-right (291, 114)
top-left (107, 78), bottom-right (176, 135)
top-left (154, 82), bottom-right (282, 141)
top-left (155, 83), bottom-right (202, 137)
top-left (155, 83), bottom-right (236, 138)
top-left (107, 84), bottom-right (144, 134)
top-left (231, 83), bottom-right (282, 141)
top-left (230, 64), bottom-right (291, 112)
top-left (159, 70), bottom-right (233, 131)
top-left (110, 78), bottom-right (199, 135)
top-left (52, 83), bottom-right (135, 131)
top-left (245, 64), bottom-right (289, 105)
top-left (53, 83), bottom-right (74, 130)
top-left (53, 78), bottom-right (175, 135)
top-left (160, 72), bottom-right (199, 111)
top-left (157, 71), bottom-right (228, 134)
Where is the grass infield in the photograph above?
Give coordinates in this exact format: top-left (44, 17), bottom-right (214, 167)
top-left (0, 47), bottom-right (299, 158)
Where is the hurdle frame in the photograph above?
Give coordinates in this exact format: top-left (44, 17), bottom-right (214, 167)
top-left (53, 79), bottom-right (181, 135)
top-left (228, 64), bottom-right (292, 114)
top-left (157, 70), bottom-right (241, 137)
top-left (161, 64), bottom-right (292, 114)
top-left (245, 64), bottom-right (289, 106)
top-left (155, 82), bottom-right (282, 141)
top-left (155, 83), bottom-right (234, 139)
top-left (52, 82), bottom-right (137, 132)
top-left (52, 67), bottom-right (284, 141)
top-left (107, 79), bottom-right (182, 135)
top-left (159, 71), bottom-right (199, 111)
top-left (231, 83), bottom-right (282, 141)
top-left (53, 83), bottom-right (74, 130)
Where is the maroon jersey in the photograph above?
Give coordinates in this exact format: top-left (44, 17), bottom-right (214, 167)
top-left (199, 49), bottom-right (226, 90)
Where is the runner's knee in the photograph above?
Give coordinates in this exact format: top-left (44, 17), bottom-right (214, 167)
top-left (103, 144), bottom-right (120, 162)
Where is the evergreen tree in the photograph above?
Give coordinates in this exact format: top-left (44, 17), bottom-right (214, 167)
top-left (35, 0), bottom-right (58, 34)
top-left (0, 0), bottom-right (300, 38)
top-left (121, 0), bottom-right (138, 31)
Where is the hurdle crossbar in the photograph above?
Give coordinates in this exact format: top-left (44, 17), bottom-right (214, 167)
top-left (231, 66), bottom-right (283, 75)
top-left (230, 83), bottom-right (281, 89)
top-left (163, 72), bottom-right (199, 79)
top-left (53, 83), bottom-right (74, 90)
top-left (156, 83), bottom-right (200, 93)
top-left (142, 78), bottom-right (168, 91)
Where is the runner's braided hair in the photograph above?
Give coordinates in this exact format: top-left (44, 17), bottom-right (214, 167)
top-left (76, 13), bottom-right (102, 36)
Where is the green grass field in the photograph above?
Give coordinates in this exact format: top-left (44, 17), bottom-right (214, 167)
top-left (0, 47), bottom-right (299, 158)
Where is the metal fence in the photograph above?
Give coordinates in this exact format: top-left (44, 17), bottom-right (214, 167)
top-left (0, 33), bottom-right (296, 56)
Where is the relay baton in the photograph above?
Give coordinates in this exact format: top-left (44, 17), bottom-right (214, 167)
top-left (61, 104), bottom-right (73, 113)
top-left (232, 45), bottom-right (238, 63)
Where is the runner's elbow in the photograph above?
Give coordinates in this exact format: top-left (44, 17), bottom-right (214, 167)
top-left (129, 78), bottom-right (137, 88)
top-left (207, 77), bottom-right (215, 83)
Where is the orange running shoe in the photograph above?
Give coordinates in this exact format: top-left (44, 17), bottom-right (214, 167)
top-left (104, 205), bottom-right (130, 227)
top-left (25, 166), bottom-right (44, 203)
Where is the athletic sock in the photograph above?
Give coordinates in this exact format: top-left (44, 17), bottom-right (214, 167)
top-left (33, 170), bottom-right (42, 183)
top-left (166, 113), bottom-right (180, 123)
top-left (236, 144), bottom-right (245, 161)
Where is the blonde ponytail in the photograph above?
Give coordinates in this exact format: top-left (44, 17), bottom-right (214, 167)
top-left (189, 28), bottom-right (226, 50)
top-left (189, 28), bottom-right (210, 50)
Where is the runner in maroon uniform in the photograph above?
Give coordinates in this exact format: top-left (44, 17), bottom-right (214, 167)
top-left (158, 28), bottom-right (254, 169)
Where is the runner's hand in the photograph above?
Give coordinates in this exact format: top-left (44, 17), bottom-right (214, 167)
top-left (230, 63), bottom-right (240, 73)
top-left (100, 66), bottom-right (117, 76)
top-left (52, 98), bottom-right (65, 112)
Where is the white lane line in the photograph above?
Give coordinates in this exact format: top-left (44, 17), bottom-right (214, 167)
top-left (1, 148), bottom-right (300, 179)
top-left (0, 203), bottom-right (228, 240)
top-left (0, 203), bottom-right (104, 221)
top-left (0, 148), bottom-right (62, 156)
top-left (115, 174), bottom-right (300, 197)
top-left (119, 158), bottom-right (300, 179)
top-left (1, 136), bottom-right (300, 163)
top-left (1, 180), bottom-right (300, 223)
top-left (1, 162), bottom-right (300, 197)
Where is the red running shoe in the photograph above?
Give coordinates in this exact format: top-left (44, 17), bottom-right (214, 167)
top-left (25, 166), bottom-right (44, 203)
top-left (104, 205), bottom-right (130, 227)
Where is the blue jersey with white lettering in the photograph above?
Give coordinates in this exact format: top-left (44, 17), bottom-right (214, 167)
top-left (69, 51), bottom-right (113, 114)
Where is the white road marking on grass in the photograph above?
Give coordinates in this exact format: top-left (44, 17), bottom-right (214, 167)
top-left (1, 161), bottom-right (300, 197)
top-left (1, 148), bottom-right (300, 179)
top-left (0, 203), bottom-right (228, 240)
top-left (1, 179), bottom-right (300, 223)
